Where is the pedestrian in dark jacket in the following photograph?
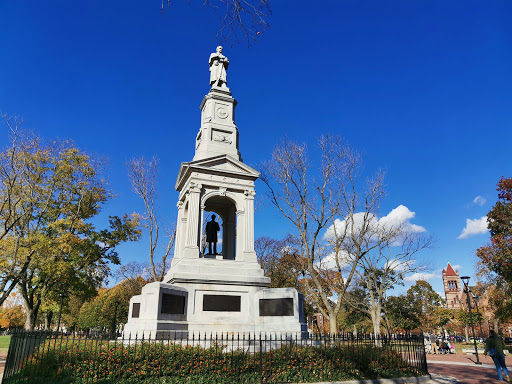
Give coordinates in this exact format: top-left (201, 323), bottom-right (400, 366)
top-left (485, 330), bottom-right (510, 382)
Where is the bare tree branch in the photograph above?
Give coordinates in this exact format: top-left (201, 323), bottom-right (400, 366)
top-left (162, 0), bottom-right (271, 46)
top-left (126, 157), bottom-right (176, 282)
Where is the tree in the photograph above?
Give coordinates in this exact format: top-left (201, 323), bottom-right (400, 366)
top-left (0, 292), bottom-right (25, 329)
top-left (475, 177), bottom-right (512, 325)
top-left (405, 280), bottom-right (444, 332)
top-left (77, 277), bottom-right (146, 331)
top-left (456, 308), bottom-right (484, 341)
top-left (260, 135), bottom-right (431, 335)
top-left (348, 233), bottom-right (430, 339)
top-left (477, 177), bottom-right (512, 283)
top-left (255, 236), bottom-right (304, 289)
top-left (126, 157), bottom-right (175, 282)
top-left (0, 126), bottom-right (141, 329)
top-left (384, 295), bottom-right (420, 332)
top-left (162, 0), bottom-right (271, 46)
top-left (0, 116), bottom-right (42, 307)
top-left (337, 287), bottom-right (370, 335)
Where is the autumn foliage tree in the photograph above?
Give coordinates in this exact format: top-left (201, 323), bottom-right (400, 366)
top-left (476, 177), bottom-right (512, 322)
top-left (477, 177), bottom-right (512, 282)
top-left (0, 292), bottom-right (24, 329)
top-left (0, 118), bottom-right (141, 329)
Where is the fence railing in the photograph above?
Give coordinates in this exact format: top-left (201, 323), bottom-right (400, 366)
top-left (3, 331), bottom-right (428, 384)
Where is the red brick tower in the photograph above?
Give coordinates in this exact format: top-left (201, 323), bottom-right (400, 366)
top-left (442, 263), bottom-right (462, 309)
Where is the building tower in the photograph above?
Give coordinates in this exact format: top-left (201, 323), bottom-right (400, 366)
top-left (442, 263), bottom-right (462, 309)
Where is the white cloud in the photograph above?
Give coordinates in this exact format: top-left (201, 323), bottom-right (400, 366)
top-left (451, 264), bottom-right (462, 270)
top-left (379, 205), bottom-right (426, 233)
top-left (472, 196), bottom-right (487, 206)
top-left (316, 251), bottom-right (352, 270)
top-left (324, 205), bottom-right (426, 241)
top-left (457, 216), bottom-right (488, 239)
top-left (404, 272), bottom-right (440, 282)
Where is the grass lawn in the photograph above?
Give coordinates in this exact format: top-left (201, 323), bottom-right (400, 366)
top-left (0, 335), bottom-right (11, 354)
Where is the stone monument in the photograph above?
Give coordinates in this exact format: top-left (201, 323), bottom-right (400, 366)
top-left (123, 48), bottom-right (307, 338)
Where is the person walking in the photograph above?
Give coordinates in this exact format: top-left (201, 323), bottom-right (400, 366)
top-left (484, 330), bottom-right (510, 382)
top-left (430, 333), bottom-right (438, 354)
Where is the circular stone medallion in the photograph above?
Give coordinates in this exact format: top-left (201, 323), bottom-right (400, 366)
top-left (217, 107), bottom-right (228, 119)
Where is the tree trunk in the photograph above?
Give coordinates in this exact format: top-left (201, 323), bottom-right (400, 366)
top-left (353, 324), bottom-right (357, 338)
top-left (329, 314), bottom-right (338, 336)
top-left (44, 311), bottom-right (53, 330)
top-left (21, 291), bottom-right (41, 330)
top-left (493, 318), bottom-right (499, 333)
top-left (24, 307), bottom-right (38, 330)
top-left (370, 305), bottom-right (382, 347)
top-left (465, 325), bottom-right (469, 342)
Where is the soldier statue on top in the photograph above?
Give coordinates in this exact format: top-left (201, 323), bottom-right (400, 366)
top-left (209, 46), bottom-right (229, 88)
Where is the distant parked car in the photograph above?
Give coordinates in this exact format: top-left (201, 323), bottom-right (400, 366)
top-left (504, 337), bottom-right (512, 344)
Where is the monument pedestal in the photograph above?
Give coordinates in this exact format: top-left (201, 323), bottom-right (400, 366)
top-left (124, 257), bottom-right (306, 338)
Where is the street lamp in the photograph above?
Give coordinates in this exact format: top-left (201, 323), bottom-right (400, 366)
top-left (460, 276), bottom-right (481, 365)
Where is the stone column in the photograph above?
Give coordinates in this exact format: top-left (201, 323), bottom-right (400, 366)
top-left (173, 201), bottom-right (185, 260)
top-left (236, 209), bottom-right (245, 261)
top-left (183, 183), bottom-right (202, 258)
top-left (242, 189), bottom-right (257, 262)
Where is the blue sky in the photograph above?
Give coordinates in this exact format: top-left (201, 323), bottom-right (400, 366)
top-left (1, 0), bottom-right (511, 295)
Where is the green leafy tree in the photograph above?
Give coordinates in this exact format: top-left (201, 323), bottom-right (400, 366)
top-left (0, 126), bottom-right (141, 329)
top-left (337, 287), bottom-right (370, 334)
top-left (384, 295), bottom-right (420, 332)
top-left (78, 277), bottom-right (146, 331)
top-left (405, 280), bottom-right (444, 332)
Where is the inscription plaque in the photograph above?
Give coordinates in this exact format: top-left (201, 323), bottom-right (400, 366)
top-left (203, 295), bottom-right (241, 312)
top-left (161, 293), bottom-right (186, 315)
top-left (259, 298), bottom-right (294, 316)
top-left (132, 303), bottom-right (140, 318)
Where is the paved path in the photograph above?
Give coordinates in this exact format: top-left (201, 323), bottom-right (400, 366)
top-left (426, 353), bottom-right (511, 383)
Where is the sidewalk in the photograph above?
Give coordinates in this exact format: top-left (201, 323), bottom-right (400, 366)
top-left (426, 353), bottom-right (511, 383)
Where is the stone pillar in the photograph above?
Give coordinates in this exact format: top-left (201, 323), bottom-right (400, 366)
top-left (236, 209), bottom-right (245, 261)
top-left (173, 201), bottom-right (185, 260)
top-left (183, 183), bottom-right (202, 258)
top-left (241, 189), bottom-right (257, 262)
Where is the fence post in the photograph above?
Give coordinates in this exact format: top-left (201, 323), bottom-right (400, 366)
top-left (259, 337), bottom-right (263, 384)
top-left (421, 334), bottom-right (428, 374)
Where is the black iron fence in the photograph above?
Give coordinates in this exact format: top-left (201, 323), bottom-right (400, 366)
top-left (3, 331), bottom-right (427, 384)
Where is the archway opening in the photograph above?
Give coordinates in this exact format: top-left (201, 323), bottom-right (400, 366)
top-left (202, 195), bottom-right (237, 260)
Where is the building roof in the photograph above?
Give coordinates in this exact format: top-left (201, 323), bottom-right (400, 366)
top-left (445, 263), bottom-right (457, 276)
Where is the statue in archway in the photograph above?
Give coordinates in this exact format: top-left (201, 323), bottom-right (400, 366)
top-left (209, 46), bottom-right (229, 88)
top-left (205, 214), bottom-right (221, 255)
